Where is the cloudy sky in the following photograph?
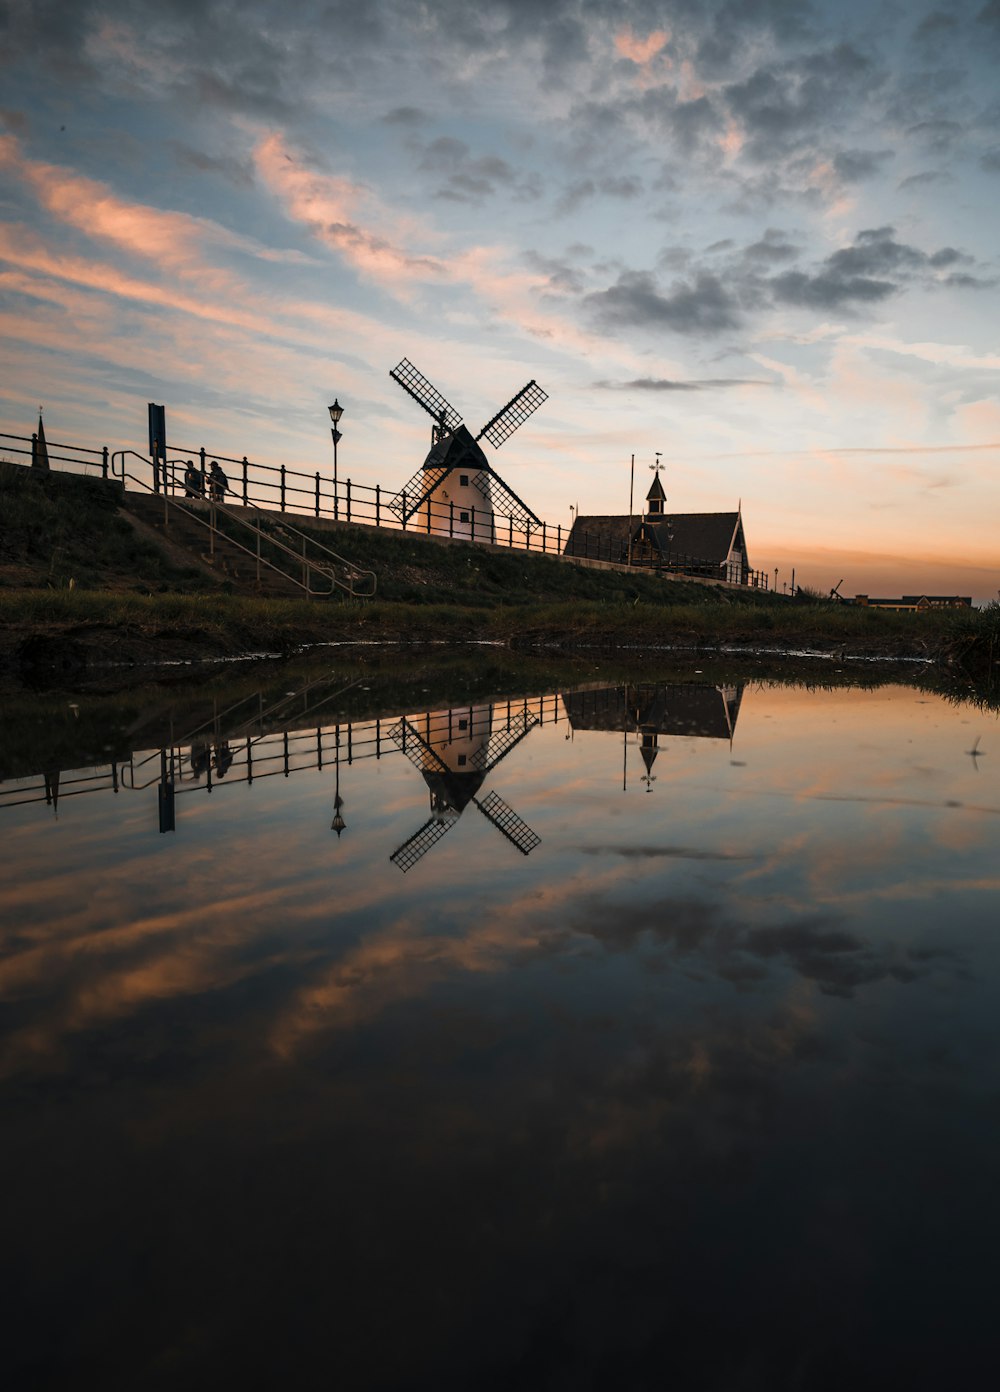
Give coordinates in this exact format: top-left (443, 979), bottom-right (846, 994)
top-left (2, 0), bottom-right (999, 597)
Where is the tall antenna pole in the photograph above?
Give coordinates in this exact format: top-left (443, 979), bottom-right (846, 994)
top-left (628, 452), bottom-right (635, 567)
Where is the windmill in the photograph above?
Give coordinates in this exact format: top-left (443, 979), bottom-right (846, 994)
top-left (388, 358), bottom-right (547, 543)
top-left (387, 703), bottom-right (541, 872)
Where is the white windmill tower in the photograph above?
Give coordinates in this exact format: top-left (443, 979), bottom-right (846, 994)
top-left (388, 358), bottom-right (547, 543)
top-left (386, 702), bottom-right (541, 872)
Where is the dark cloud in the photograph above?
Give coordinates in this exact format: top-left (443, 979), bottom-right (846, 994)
top-left (833, 148), bottom-right (893, 182)
top-left (578, 844), bottom-right (753, 859)
top-left (742, 228), bottom-right (799, 263)
top-left (723, 43), bottom-right (882, 161)
top-left (582, 224), bottom-right (983, 338)
top-left (906, 118), bottom-right (963, 152)
top-left (381, 105), bottom-right (427, 126)
top-left (585, 270), bottom-right (742, 335)
top-left (980, 147), bottom-right (1000, 171)
top-left (523, 250), bottom-right (586, 295)
top-left (170, 142), bottom-right (255, 188)
top-left (417, 135), bottom-right (539, 204)
top-left (898, 170), bottom-right (954, 190)
top-left (914, 10), bottom-right (961, 42)
top-left (598, 378), bottom-right (774, 392)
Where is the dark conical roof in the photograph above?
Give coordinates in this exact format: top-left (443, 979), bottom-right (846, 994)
top-left (646, 471), bottom-right (666, 502)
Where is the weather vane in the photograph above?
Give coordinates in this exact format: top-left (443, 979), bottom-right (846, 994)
top-left (650, 450), bottom-right (663, 474)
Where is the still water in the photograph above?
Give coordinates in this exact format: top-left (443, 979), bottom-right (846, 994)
top-left (2, 659), bottom-right (998, 1389)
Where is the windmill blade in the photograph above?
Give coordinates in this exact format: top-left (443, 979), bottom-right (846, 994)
top-left (386, 718), bottom-right (451, 776)
top-left (472, 468), bottom-right (541, 530)
top-left (390, 462), bottom-right (466, 523)
top-left (473, 790), bottom-right (541, 856)
top-left (390, 815), bottom-right (455, 872)
top-left (390, 358), bottom-right (463, 431)
top-left (475, 380), bottom-right (547, 449)
top-left (471, 710), bottom-right (539, 773)
top-left (387, 461), bottom-right (458, 522)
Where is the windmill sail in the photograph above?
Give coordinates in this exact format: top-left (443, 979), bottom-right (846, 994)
top-left (475, 380), bottom-right (548, 448)
top-left (471, 710), bottom-right (539, 772)
top-left (385, 718), bottom-right (451, 775)
top-left (472, 468), bottom-right (541, 530)
top-left (390, 815), bottom-right (455, 872)
top-left (389, 358), bottom-right (463, 432)
top-left (473, 790), bottom-right (540, 856)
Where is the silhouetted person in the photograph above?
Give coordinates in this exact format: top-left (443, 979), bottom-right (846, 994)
top-left (183, 460), bottom-right (203, 498)
top-left (208, 460), bottom-right (229, 502)
top-left (189, 738), bottom-right (210, 780)
top-left (214, 740), bottom-right (234, 778)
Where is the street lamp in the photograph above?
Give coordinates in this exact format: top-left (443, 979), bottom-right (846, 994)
top-left (328, 399), bottom-right (344, 508)
top-left (331, 736), bottom-right (346, 838)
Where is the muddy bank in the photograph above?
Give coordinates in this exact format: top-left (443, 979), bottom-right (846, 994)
top-left (1, 588), bottom-right (995, 688)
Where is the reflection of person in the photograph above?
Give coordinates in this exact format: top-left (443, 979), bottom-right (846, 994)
top-left (189, 738), bottom-right (210, 780)
top-left (183, 460), bottom-right (203, 498)
top-left (208, 460), bottom-right (229, 502)
top-left (214, 740), bottom-right (233, 778)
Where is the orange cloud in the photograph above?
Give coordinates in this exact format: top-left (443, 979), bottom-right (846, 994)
top-left (614, 27), bottom-right (670, 66)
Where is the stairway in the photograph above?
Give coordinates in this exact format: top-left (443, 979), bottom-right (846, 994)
top-left (122, 494), bottom-right (311, 599)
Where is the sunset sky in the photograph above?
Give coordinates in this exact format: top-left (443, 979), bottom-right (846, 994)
top-left (2, 0), bottom-right (999, 599)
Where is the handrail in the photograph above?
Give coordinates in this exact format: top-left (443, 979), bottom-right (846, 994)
top-left (114, 450), bottom-right (376, 598)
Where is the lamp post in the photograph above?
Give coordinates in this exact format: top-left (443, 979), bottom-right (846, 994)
top-left (331, 735), bottom-right (346, 838)
top-left (328, 399), bottom-right (344, 513)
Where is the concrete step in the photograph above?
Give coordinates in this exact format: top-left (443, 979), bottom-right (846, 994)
top-left (121, 495), bottom-right (312, 599)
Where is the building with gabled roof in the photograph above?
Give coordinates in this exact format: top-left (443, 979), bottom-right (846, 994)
top-left (563, 475), bottom-right (751, 584)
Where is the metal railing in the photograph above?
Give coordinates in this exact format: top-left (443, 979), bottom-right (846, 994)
top-left (111, 450), bottom-right (376, 599)
top-left (2, 427), bottom-right (772, 588)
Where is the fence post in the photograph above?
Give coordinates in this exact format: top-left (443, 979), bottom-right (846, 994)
top-left (426, 498), bottom-right (431, 533)
top-left (102, 446), bottom-right (108, 479)
top-left (315, 471), bottom-right (320, 517)
top-left (334, 473), bottom-right (339, 522)
top-left (471, 505), bottom-right (476, 543)
top-left (280, 465), bottom-right (286, 512)
top-left (375, 484), bottom-right (380, 528)
top-left (557, 523), bottom-right (561, 554)
top-left (242, 457), bottom-right (249, 505)
top-left (401, 490), bottom-right (407, 530)
top-left (542, 521), bottom-right (546, 554)
top-left (346, 478), bottom-right (351, 523)
top-left (450, 500), bottom-right (454, 538)
top-left (509, 515), bottom-right (513, 548)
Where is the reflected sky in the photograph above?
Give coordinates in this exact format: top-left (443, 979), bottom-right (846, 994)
top-left (2, 670), bottom-right (999, 1389)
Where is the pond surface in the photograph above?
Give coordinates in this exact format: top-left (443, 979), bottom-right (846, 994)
top-left (2, 660), bottom-right (998, 1390)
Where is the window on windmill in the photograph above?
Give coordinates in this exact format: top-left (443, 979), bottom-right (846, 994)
top-left (460, 510), bottom-right (469, 523)
top-left (459, 474), bottom-right (469, 486)
top-left (457, 754), bottom-right (467, 766)
top-left (459, 719), bottom-right (468, 731)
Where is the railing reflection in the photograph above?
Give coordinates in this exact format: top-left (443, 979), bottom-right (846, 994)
top-left (0, 681), bottom-right (744, 841)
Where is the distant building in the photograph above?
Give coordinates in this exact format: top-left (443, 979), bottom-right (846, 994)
top-left (564, 474), bottom-right (750, 583)
top-left (853, 594), bottom-right (972, 611)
